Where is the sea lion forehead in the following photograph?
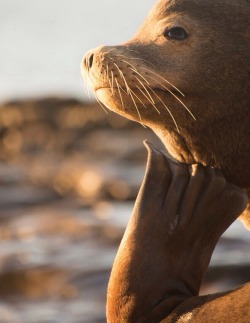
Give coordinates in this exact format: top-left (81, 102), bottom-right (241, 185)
top-left (148, 0), bottom-right (211, 23)
top-left (151, 0), bottom-right (205, 17)
top-left (154, 0), bottom-right (250, 15)
top-left (150, 0), bottom-right (186, 20)
top-left (150, 0), bottom-right (248, 20)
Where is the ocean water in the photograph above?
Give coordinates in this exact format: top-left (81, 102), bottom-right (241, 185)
top-left (0, 0), bottom-right (155, 101)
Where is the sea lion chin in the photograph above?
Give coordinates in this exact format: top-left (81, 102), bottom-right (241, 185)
top-left (81, 0), bottom-right (250, 227)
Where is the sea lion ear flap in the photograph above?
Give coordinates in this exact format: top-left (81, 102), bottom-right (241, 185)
top-left (239, 193), bottom-right (250, 230)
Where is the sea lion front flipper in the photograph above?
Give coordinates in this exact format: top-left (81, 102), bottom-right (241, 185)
top-left (106, 142), bottom-right (247, 323)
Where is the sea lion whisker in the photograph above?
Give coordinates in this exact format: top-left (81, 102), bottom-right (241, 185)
top-left (115, 55), bottom-right (154, 66)
top-left (111, 70), bottom-right (115, 94)
top-left (118, 86), bottom-right (129, 95)
top-left (80, 77), bottom-right (90, 98)
top-left (149, 87), bottom-right (180, 133)
top-left (106, 64), bottom-right (114, 94)
top-left (120, 60), bottom-right (150, 86)
top-left (108, 78), bottom-right (113, 93)
top-left (96, 99), bottom-right (109, 114)
top-left (121, 55), bottom-right (155, 67)
top-left (134, 84), bottom-right (153, 103)
top-left (113, 62), bottom-right (131, 95)
top-left (114, 70), bottom-right (141, 120)
top-left (118, 59), bottom-right (154, 95)
top-left (114, 61), bottom-right (157, 110)
top-left (135, 85), bottom-right (161, 114)
top-left (128, 66), bottom-right (151, 86)
top-left (115, 77), bottom-right (125, 109)
top-left (146, 74), bottom-right (196, 120)
top-left (129, 90), bottom-right (146, 128)
top-left (129, 88), bottom-right (148, 110)
top-left (93, 91), bottom-right (108, 114)
top-left (135, 77), bottom-right (156, 105)
top-left (106, 64), bottom-right (109, 79)
top-left (140, 67), bottom-right (185, 97)
top-left (82, 76), bottom-right (93, 99)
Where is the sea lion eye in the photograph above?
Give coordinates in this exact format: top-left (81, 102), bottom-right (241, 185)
top-left (164, 27), bottom-right (187, 40)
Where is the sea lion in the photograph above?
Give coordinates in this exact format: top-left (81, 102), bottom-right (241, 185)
top-left (81, 0), bottom-right (250, 228)
top-left (81, 0), bottom-right (250, 320)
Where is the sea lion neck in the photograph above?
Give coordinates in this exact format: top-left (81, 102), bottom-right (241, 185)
top-left (153, 127), bottom-right (196, 164)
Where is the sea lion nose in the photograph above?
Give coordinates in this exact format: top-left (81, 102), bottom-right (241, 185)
top-left (83, 51), bottom-right (94, 71)
top-left (82, 45), bottom-right (115, 72)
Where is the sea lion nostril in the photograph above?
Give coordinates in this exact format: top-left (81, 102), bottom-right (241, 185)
top-left (89, 53), bottom-right (94, 69)
top-left (83, 53), bottom-right (94, 70)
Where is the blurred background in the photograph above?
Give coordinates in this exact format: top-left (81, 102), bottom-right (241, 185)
top-left (0, 1), bottom-right (249, 322)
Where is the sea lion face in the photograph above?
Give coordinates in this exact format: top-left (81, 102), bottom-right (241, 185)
top-left (81, 0), bottom-right (250, 187)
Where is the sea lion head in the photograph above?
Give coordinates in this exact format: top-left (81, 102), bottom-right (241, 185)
top-left (81, 0), bottom-right (250, 226)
